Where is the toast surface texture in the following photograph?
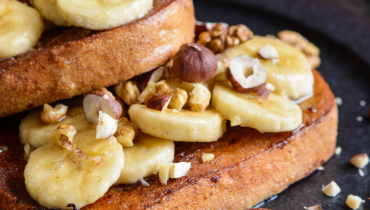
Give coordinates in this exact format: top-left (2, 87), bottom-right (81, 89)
top-left (0, 70), bottom-right (337, 209)
top-left (0, 0), bottom-right (195, 118)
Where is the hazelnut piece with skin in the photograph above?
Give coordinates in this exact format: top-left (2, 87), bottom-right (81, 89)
top-left (173, 43), bottom-right (217, 83)
top-left (96, 111), bottom-right (118, 139)
top-left (83, 91), bottom-right (122, 125)
top-left (137, 67), bottom-right (164, 91)
top-left (350, 153), bottom-right (369, 168)
top-left (145, 94), bottom-right (172, 112)
top-left (227, 55), bottom-right (271, 98)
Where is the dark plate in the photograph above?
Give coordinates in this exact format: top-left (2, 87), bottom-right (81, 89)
top-left (194, 0), bottom-right (370, 209)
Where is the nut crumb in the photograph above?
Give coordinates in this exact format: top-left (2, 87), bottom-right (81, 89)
top-left (304, 204), bottom-right (322, 210)
top-left (335, 97), bottom-right (342, 105)
top-left (334, 146), bottom-right (342, 155)
top-left (322, 181), bottom-right (341, 197)
top-left (356, 116), bottom-right (363, 122)
top-left (350, 153), bottom-right (369, 168)
top-left (317, 166), bottom-right (324, 171)
top-left (139, 178), bottom-right (150, 187)
top-left (202, 153), bottom-right (215, 163)
top-left (346, 194), bottom-right (363, 209)
top-left (358, 169), bottom-right (365, 177)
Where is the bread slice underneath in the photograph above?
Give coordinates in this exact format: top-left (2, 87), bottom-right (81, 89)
top-left (0, 70), bottom-right (337, 209)
top-left (0, 0), bottom-right (195, 119)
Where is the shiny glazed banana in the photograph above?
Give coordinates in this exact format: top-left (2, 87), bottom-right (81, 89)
top-left (116, 133), bottom-right (174, 184)
top-left (32, 0), bottom-right (68, 26)
top-left (24, 130), bottom-right (124, 209)
top-left (0, 0), bottom-right (44, 59)
top-left (56, 0), bottom-right (153, 30)
top-left (129, 104), bottom-right (226, 142)
top-left (212, 83), bottom-right (302, 133)
top-left (223, 36), bottom-right (314, 100)
top-left (20, 107), bottom-right (95, 148)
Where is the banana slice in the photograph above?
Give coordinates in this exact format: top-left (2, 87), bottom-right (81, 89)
top-left (212, 83), bottom-right (302, 133)
top-left (128, 104), bottom-right (226, 142)
top-left (24, 130), bottom-right (124, 209)
top-left (116, 133), bottom-right (174, 184)
top-left (20, 107), bottom-right (95, 148)
top-left (56, 0), bottom-right (153, 30)
top-left (222, 36), bottom-right (314, 100)
top-left (0, 0), bottom-right (44, 59)
top-left (32, 0), bottom-right (68, 26)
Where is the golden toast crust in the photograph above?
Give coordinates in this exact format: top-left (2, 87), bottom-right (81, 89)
top-left (0, 70), bottom-right (337, 209)
top-left (0, 0), bottom-right (195, 118)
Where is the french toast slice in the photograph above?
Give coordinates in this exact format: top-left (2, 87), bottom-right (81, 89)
top-left (0, 0), bottom-right (195, 119)
top-left (0, 70), bottom-right (337, 209)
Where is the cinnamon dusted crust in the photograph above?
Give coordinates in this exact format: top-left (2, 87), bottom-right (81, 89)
top-left (0, 0), bottom-right (195, 119)
top-left (0, 70), bottom-right (337, 209)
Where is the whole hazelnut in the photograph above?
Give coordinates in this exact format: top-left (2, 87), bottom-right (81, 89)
top-left (173, 43), bottom-right (217, 83)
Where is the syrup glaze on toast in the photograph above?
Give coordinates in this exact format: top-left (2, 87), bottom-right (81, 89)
top-left (0, 70), bottom-right (337, 209)
top-left (0, 0), bottom-right (195, 118)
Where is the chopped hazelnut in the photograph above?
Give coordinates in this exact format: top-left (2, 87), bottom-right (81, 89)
top-left (83, 92), bottom-right (122, 125)
top-left (97, 87), bottom-right (115, 99)
top-left (350, 153), bottom-right (369, 168)
top-left (145, 94), bottom-right (171, 112)
top-left (96, 111), bottom-right (118, 139)
top-left (169, 162), bottom-right (191, 179)
top-left (258, 44), bottom-right (279, 59)
top-left (322, 181), bottom-right (341, 197)
top-left (159, 163), bottom-right (170, 185)
top-left (202, 153), bottom-right (215, 163)
top-left (304, 204), bottom-right (322, 210)
top-left (346, 195), bottom-right (363, 209)
top-left (137, 80), bottom-right (170, 104)
top-left (39, 104), bottom-right (68, 124)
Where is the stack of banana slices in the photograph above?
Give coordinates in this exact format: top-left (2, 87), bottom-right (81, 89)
top-left (0, 0), bottom-right (153, 59)
top-left (19, 31), bottom-right (315, 208)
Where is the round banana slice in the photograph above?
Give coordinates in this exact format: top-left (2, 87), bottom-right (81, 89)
top-left (56, 0), bottom-right (153, 30)
top-left (116, 133), bottom-right (174, 184)
top-left (222, 36), bottom-right (314, 100)
top-left (212, 83), bottom-right (302, 133)
top-left (0, 0), bottom-right (44, 59)
top-left (32, 0), bottom-right (68, 26)
top-left (24, 130), bottom-right (124, 209)
top-left (20, 107), bottom-right (95, 148)
top-left (128, 104), bottom-right (226, 142)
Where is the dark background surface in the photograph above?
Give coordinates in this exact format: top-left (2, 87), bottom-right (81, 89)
top-left (193, 0), bottom-right (370, 209)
